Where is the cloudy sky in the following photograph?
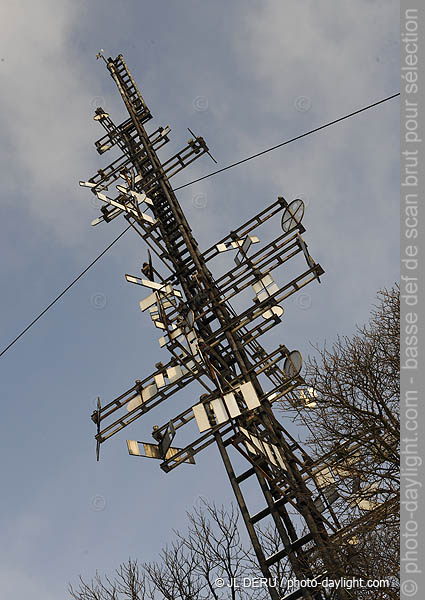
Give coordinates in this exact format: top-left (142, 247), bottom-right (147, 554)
top-left (0, 1), bottom-right (399, 597)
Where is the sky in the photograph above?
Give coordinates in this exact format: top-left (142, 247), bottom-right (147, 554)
top-left (0, 1), bottom-right (399, 597)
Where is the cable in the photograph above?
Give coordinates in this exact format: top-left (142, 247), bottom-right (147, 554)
top-left (0, 93), bottom-right (399, 359)
top-left (0, 225), bottom-right (131, 359)
top-left (173, 92), bottom-right (400, 191)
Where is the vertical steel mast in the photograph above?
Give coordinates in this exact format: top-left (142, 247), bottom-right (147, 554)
top-left (81, 54), bottom-right (393, 600)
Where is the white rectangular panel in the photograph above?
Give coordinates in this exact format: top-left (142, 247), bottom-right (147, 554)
top-left (262, 274), bottom-right (274, 287)
top-left (314, 467), bottom-right (335, 488)
top-left (107, 197), bottom-right (125, 210)
top-left (216, 243), bottom-right (228, 252)
top-left (272, 446), bottom-right (287, 470)
top-left (356, 499), bottom-right (379, 511)
top-left (159, 299), bottom-right (173, 310)
top-left (79, 180), bottom-right (96, 188)
top-left (158, 336), bottom-right (167, 347)
top-left (141, 211), bottom-right (156, 224)
top-left (239, 381), bottom-right (261, 410)
top-left (263, 442), bottom-right (278, 466)
top-left (163, 285), bottom-right (182, 298)
top-left (252, 281), bottom-right (263, 294)
top-left (142, 384), bottom-right (157, 402)
top-left (140, 293), bottom-right (157, 311)
top-left (211, 398), bottom-right (228, 424)
top-left (127, 393), bottom-right (143, 412)
top-left (167, 366), bottom-right (183, 383)
top-left (223, 392), bottom-right (241, 418)
top-left (244, 441), bottom-right (257, 454)
top-left (257, 290), bottom-right (269, 302)
top-left (143, 443), bottom-right (161, 459)
top-left (186, 330), bottom-right (197, 343)
top-left (127, 440), bottom-right (141, 456)
top-left (142, 280), bottom-right (165, 291)
top-left (125, 275), bottom-right (139, 284)
top-left (192, 403), bottom-right (211, 433)
top-left (170, 328), bottom-right (183, 340)
top-left (154, 373), bottom-right (165, 388)
top-left (249, 434), bottom-right (266, 455)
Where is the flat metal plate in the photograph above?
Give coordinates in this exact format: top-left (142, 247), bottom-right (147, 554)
top-left (239, 381), bottom-right (261, 410)
top-left (127, 393), bottom-right (143, 412)
top-left (192, 403), bottom-right (211, 433)
top-left (223, 392), bottom-right (241, 418)
top-left (127, 440), bottom-right (141, 456)
top-left (211, 398), bottom-right (228, 424)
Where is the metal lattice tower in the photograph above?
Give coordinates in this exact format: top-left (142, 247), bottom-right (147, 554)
top-left (81, 54), bottom-right (396, 600)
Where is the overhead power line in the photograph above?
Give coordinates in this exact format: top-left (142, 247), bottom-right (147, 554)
top-left (173, 92), bottom-right (400, 191)
top-left (0, 92), bottom-right (400, 359)
top-left (0, 226), bottom-right (131, 359)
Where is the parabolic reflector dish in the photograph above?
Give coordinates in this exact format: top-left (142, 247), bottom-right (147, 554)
top-left (283, 350), bottom-right (303, 377)
top-left (281, 199), bottom-right (305, 232)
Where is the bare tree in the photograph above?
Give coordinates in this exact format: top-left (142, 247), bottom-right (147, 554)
top-left (289, 286), bottom-right (400, 599)
top-left (69, 500), bottom-right (277, 600)
top-left (70, 287), bottom-right (399, 600)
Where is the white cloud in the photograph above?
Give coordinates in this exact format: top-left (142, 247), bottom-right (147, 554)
top-left (0, 1), bottom-right (106, 244)
top-left (226, 0), bottom-right (399, 323)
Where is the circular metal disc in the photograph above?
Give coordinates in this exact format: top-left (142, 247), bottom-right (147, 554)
top-left (281, 199), bottom-right (305, 232)
top-left (283, 350), bottom-right (303, 377)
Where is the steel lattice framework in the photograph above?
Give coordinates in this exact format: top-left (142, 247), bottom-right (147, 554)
top-left (81, 54), bottom-right (397, 600)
